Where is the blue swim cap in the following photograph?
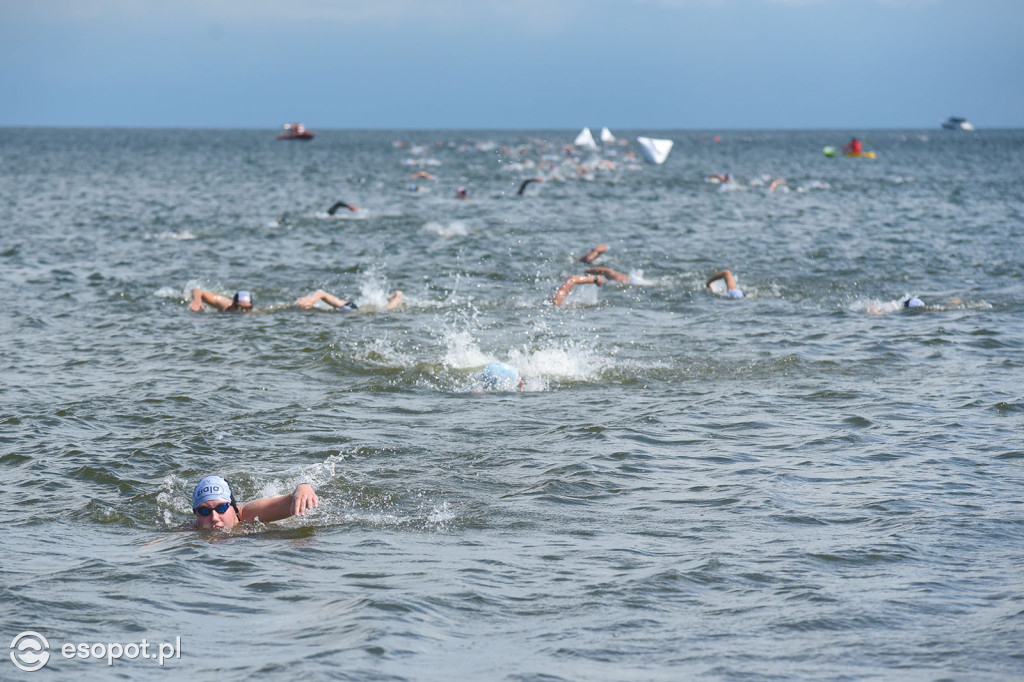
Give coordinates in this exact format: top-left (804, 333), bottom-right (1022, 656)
top-left (192, 476), bottom-right (234, 510)
top-left (481, 362), bottom-right (521, 391)
top-left (904, 297), bottom-right (924, 308)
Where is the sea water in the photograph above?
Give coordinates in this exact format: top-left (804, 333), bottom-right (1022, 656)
top-left (1, 127), bottom-right (1022, 680)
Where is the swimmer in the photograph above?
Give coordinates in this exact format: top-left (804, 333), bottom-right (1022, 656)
top-left (552, 274), bottom-right (606, 306)
top-left (578, 243), bottom-right (608, 265)
top-left (296, 289), bottom-right (402, 311)
top-left (327, 201), bottom-right (359, 215)
top-left (705, 270), bottom-right (744, 299)
top-left (517, 177), bottom-right (544, 196)
top-left (455, 186), bottom-right (469, 199)
top-left (707, 173), bottom-right (734, 184)
top-left (768, 178), bottom-right (787, 192)
top-left (584, 266), bottom-right (631, 284)
top-left (189, 289), bottom-right (254, 312)
top-left (863, 295), bottom-right (930, 315)
top-left (479, 362), bottom-right (525, 391)
top-left (191, 476), bottom-right (318, 531)
top-left (409, 171), bottom-right (436, 181)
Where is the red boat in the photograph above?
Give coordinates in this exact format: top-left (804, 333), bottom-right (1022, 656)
top-left (277, 123), bottom-right (314, 140)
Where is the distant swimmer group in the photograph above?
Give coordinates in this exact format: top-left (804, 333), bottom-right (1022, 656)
top-left (191, 475), bottom-right (318, 531)
top-left (551, 243), bottom-right (653, 306)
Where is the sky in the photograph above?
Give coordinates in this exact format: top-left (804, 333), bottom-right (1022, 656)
top-left (1, 0), bottom-right (1021, 130)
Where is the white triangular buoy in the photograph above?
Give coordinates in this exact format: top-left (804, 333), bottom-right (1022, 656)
top-left (600, 127), bottom-right (615, 144)
top-left (574, 127), bottom-right (598, 149)
top-left (636, 136), bottom-right (674, 164)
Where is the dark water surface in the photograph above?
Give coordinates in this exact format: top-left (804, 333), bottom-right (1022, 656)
top-left (1, 127), bottom-right (1023, 680)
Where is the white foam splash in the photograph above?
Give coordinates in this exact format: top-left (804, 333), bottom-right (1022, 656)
top-left (424, 221), bottom-right (470, 238)
top-left (443, 330), bottom-right (491, 369)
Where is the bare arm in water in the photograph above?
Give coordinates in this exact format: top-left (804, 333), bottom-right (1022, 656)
top-left (578, 243), bottom-right (608, 264)
top-left (552, 274), bottom-right (606, 306)
top-left (585, 266), bottom-right (630, 283)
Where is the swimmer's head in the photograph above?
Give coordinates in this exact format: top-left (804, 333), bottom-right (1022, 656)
top-left (481, 362), bottom-right (523, 391)
top-left (192, 475), bottom-right (241, 530)
top-left (231, 291), bottom-right (253, 311)
top-left (192, 475), bottom-right (234, 509)
top-left (904, 297), bottom-right (924, 308)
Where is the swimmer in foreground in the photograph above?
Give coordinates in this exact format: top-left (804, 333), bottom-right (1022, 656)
top-left (327, 201), bottom-right (359, 215)
top-left (552, 274), bottom-right (606, 306)
top-left (296, 289), bottom-right (403, 311)
top-left (578, 243), bottom-right (608, 265)
top-left (191, 475), bottom-right (318, 531)
top-left (705, 270), bottom-right (744, 299)
top-left (189, 289), bottom-right (254, 312)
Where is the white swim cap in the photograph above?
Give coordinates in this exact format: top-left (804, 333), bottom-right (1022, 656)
top-left (192, 476), bottom-right (234, 510)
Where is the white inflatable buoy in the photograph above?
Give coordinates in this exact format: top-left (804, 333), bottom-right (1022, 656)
top-left (574, 127), bottom-right (598, 150)
top-left (636, 137), bottom-right (673, 164)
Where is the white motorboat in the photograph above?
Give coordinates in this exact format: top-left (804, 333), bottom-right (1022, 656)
top-left (941, 117), bottom-right (975, 131)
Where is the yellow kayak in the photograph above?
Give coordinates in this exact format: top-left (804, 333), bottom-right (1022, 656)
top-left (846, 151), bottom-right (877, 159)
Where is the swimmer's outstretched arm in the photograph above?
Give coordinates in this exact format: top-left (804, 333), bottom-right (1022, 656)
top-left (385, 290), bottom-right (403, 310)
top-left (190, 288), bottom-right (232, 312)
top-left (585, 266), bottom-right (630, 284)
top-left (327, 201), bottom-right (358, 215)
top-left (238, 483), bottom-right (318, 524)
top-left (296, 289), bottom-right (350, 310)
top-left (578, 243), bottom-right (608, 264)
top-left (517, 177), bottom-right (544, 195)
top-left (706, 270), bottom-right (738, 291)
top-left (552, 274), bottom-right (606, 306)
